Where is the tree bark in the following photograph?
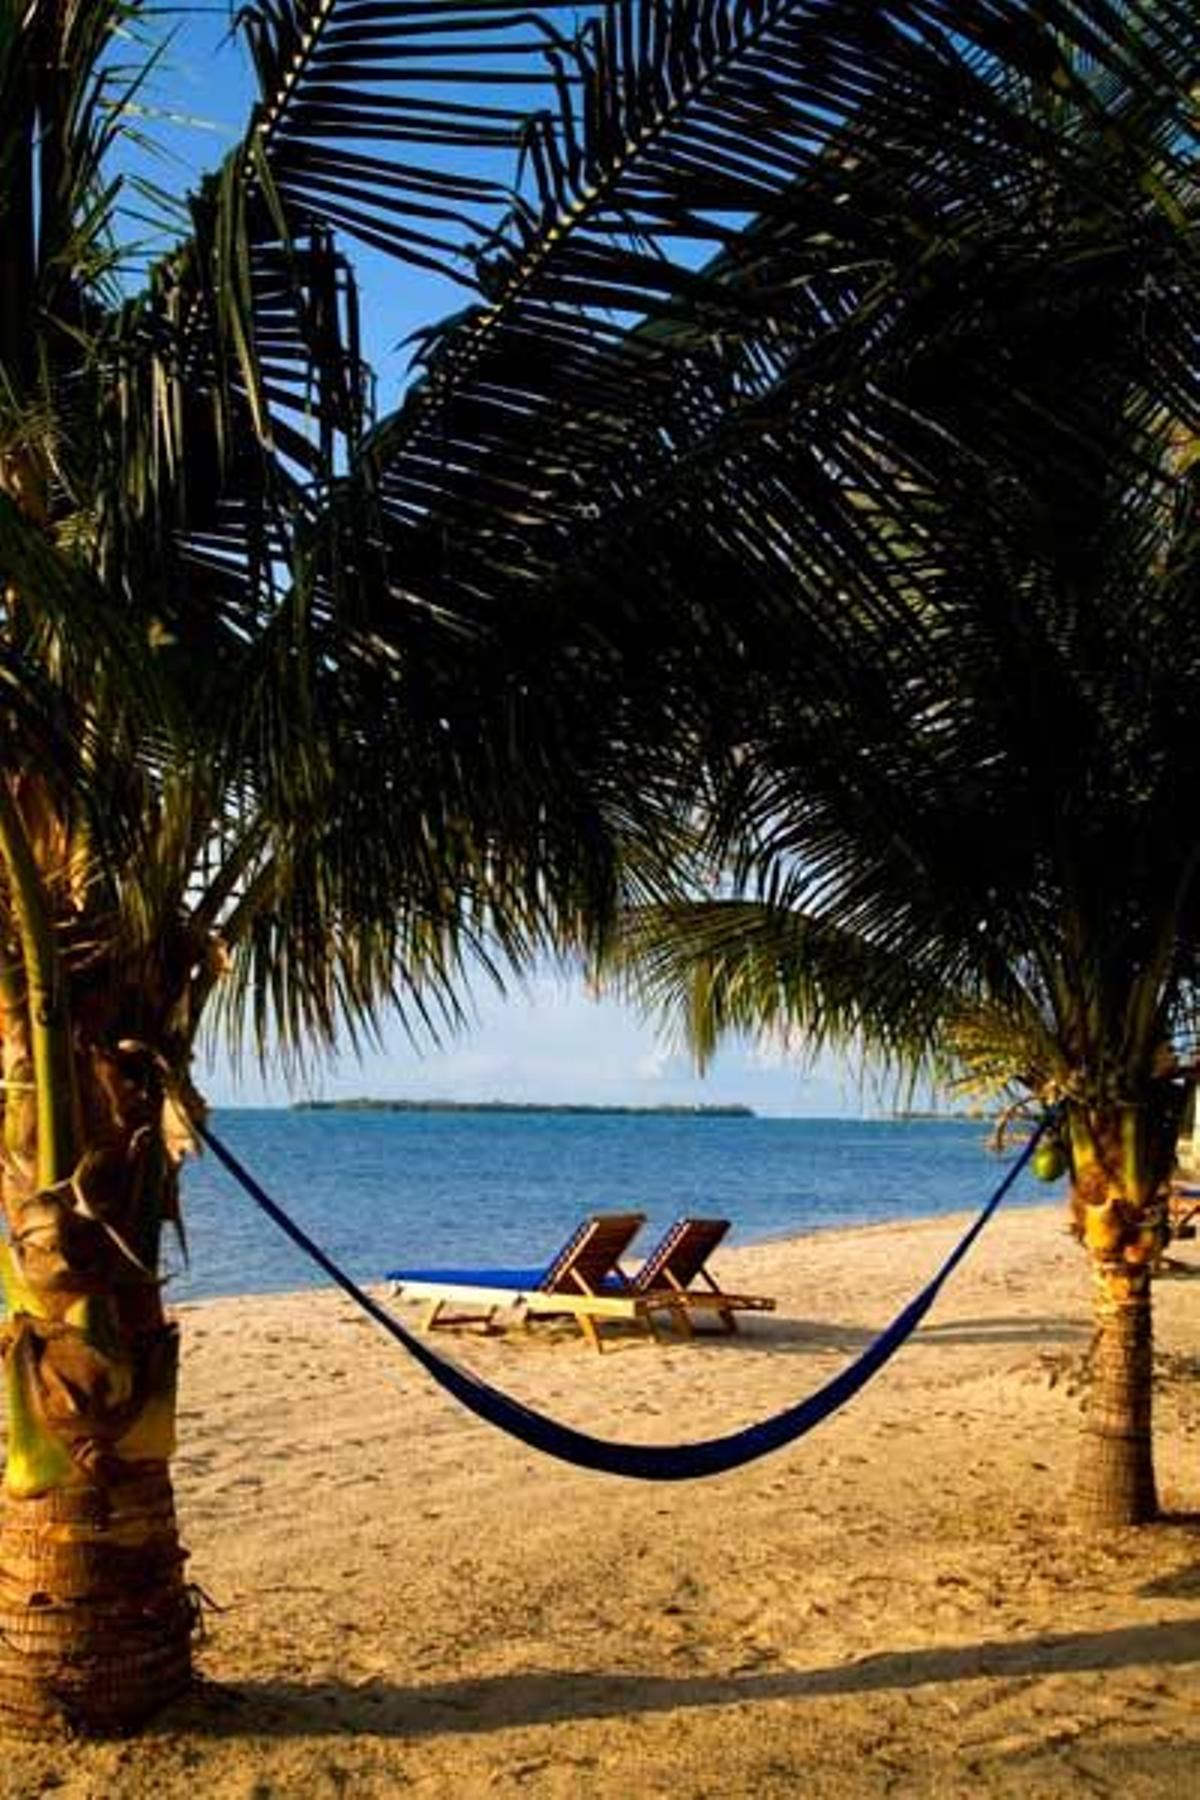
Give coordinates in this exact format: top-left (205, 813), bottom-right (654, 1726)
top-left (0, 1040), bottom-right (196, 1735)
top-left (1072, 1257), bottom-right (1157, 1529)
top-left (0, 1465), bottom-right (192, 1736)
top-left (1066, 1097), bottom-right (1179, 1532)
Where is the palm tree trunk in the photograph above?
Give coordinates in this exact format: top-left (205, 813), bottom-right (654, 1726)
top-left (0, 1464), bottom-right (193, 1736)
top-left (1072, 1257), bottom-right (1157, 1529)
top-left (0, 1253), bottom-right (194, 1736)
top-left (1066, 1095), bottom-right (1177, 1531)
top-left (0, 1035), bottom-right (196, 1733)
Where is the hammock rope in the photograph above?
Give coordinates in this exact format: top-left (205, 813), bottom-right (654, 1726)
top-left (194, 1115), bottom-right (1049, 1483)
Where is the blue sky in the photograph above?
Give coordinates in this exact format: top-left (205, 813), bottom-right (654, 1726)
top-left (130, 8), bottom-right (878, 1117)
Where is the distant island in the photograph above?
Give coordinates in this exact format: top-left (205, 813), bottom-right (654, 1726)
top-left (292, 1099), bottom-right (755, 1117)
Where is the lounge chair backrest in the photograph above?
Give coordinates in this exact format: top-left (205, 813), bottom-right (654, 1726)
top-left (633, 1217), bottom-right (730, 1292)
top-left (539, 1212), bottom-right (646, 1295)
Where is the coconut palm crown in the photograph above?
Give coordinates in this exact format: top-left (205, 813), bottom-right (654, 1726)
top-left (2, 0), bottom-right (1197, 1739)
top-left (587, 8), bottom-right (1200, 1540)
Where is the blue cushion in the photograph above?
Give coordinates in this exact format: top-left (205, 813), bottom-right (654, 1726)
top-left (387, 1265), bottom-right (549, 1290)
top-left (386, 1264), bottom-right (633, 1293)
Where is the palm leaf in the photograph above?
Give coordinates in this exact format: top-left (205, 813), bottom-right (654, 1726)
top-left (359, 1), bottom-right (1198, 648)
top-left (9, 0), bottom-right (1200, 1078)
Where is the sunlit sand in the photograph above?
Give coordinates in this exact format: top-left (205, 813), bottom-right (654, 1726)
top-left (7, 1204), bottom-right (1198, 1796)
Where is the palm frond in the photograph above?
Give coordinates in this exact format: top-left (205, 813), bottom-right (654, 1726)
top-left (237, 0), bottom-right (586, 280)
top-left (605, 895), bottom-right (995, 1080)
top-left (9, 0), bottom-right (1200, 1090)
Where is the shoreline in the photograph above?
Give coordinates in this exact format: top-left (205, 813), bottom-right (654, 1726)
top-left (168, 1181), bottom-right (1061, 1309)
top-left (17, 1201), bottom-right (1195, 1796)
top-left (176, 1112), bottom-right (1016, 1306)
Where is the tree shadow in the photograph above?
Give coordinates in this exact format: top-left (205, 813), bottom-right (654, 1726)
top-left (687, 1314), bottom-right (1091, 1355)
top-left (1142, 1565), bottom-right (1200, 1599)
top-left (1139, 1517), bottom-right (1200, 1598)
top-left (1155, 1256), bottom-right (1200, 1280)
top-left (917, 1315), bottom-right (1092, 1346)
top-left (163, 1616), bottom-right (1200, 1742)
top-left (380, 1310), bottom-right (1090, 1359)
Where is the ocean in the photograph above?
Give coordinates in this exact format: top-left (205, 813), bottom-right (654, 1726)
top-left (168, 1109), bottom-right (1055, 1303)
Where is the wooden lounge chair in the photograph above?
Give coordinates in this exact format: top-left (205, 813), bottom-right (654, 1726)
top-left (625, 1217), bottom-right (776, 1336)
top-left (387, 1213), bottom-right (665, 1352)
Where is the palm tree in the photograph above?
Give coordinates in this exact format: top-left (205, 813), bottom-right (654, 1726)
top-left (584, 21), bottom-right (1200, 1537)
top-left (367, 0), bottom-right (1200, 1539)
top-left (0, 0), bottom-right (708, 1735)
top-left (2, 0), bottom-right (1193, 1739)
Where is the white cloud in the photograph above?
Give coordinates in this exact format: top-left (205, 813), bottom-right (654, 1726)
top-left (746, 1032), bottom-right (802, 1072)
top-left (633, 1045), bottom-right (673, 1082)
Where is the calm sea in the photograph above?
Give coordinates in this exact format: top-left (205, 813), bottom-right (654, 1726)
top-left (168, 1110), bottom-right (1054, 1302)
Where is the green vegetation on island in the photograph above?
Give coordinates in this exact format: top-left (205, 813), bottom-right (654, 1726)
top-left (292, 1099), bottom-right (754, 1118)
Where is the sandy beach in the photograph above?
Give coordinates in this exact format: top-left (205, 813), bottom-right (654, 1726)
top-left (2, 1201), bottom-right (1198, 1796)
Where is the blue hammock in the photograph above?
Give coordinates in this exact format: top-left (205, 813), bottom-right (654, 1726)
top-left (195, 1117), bottom-right (1045, 1482)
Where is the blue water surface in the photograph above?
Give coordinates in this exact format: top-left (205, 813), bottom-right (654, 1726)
top-left (169, 1111), bottom-right (1051, 1302)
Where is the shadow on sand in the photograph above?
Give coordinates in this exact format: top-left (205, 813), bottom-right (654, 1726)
top-left (666, 1313), bottom-right (1092, 1355)
top-left (164, 1615), bottom-right (1200, 1742)
top-left (1140, 1524), bottom-right (1200, 1600)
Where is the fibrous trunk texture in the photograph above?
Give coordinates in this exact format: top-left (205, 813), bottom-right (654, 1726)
top-left (0, 1031), bottom-right (197, 1734)
top-left (0, 1466), bottom-right (192, 1736)
top-left (1072, 1259), bottom-right (1157, 1529)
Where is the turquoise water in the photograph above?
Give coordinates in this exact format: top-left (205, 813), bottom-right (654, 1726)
top-left (168, 1110), bottom-right (1051, 1302)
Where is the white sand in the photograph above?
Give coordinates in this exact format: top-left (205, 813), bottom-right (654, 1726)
top-left (2, 1202), bottom-right (1198, 1796)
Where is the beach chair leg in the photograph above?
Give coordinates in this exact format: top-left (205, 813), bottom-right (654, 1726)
top-left (422, 1300), bottom-right (444, 1333)
top-left (576, 1312), bottom-right (604, 1354)
top-left (717, 1306), bottom-right (738, 1335)
top-left (668, 1304), bottom-right (694, 1341)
